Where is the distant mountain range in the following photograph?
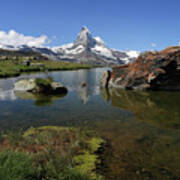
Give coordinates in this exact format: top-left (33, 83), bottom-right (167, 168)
top-left (0, 27), bottom-right (140, 65)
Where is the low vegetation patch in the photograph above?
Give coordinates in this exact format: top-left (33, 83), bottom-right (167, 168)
top-left (0, 126), bottom-right (105, 180)
top-left (0, 59), bottom-right (93, 78)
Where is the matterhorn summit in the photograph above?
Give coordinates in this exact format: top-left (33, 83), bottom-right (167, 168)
top-left (51, 27), bottom-right (140, 65)
top-left (74, 26), bottom-right (96, 48)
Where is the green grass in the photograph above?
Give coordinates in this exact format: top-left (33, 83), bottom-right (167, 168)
top-left (0, 126), bottom-right (105, 180)
top-left (0, 151), bottom-right (36, 180)
top-left (0, 151), bottom-right (90, 180)
top-left (0, 59), bottom-right (93, 78)
top-left (34, 77), bottom-right (53, 92)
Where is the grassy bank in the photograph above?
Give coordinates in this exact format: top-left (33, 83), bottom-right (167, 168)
top-left (0, 126), bottom-right (105, 180)
top-left (0, 59), bottom-right (93, 78)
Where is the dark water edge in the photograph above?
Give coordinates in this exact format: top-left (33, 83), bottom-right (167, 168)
top-left (0, 68), bottom-right (180, 179)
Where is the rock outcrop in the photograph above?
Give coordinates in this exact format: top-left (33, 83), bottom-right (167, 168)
top-left (14, 79), bottom-right (36, 92)
top-left (102, 46), bottom-right (180, 90)
top-left (14, 78), bottom-right (68, 94)
top-left (100, 70), bottom-right (111, 88)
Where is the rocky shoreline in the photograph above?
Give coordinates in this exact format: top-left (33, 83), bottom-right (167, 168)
top-left (101, 46), bottom-right (180, 91)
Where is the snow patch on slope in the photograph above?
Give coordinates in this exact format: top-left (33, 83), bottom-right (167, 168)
top-left (52, 43), bottom-right (73, 53)
top-left (66, 45), bottom-right (85, 54)
top-left (59, 43), bottom-right (74, 49)
top-left (120, 50), bottom-right (140, 63)
top-left (91, 45), bottom-right (116, 59)
top-left (126, 50), bottom-right (140, 58)
top-left (94, 37), bottom-right (105, 45)
top-left (52, 44), bottom-right (85, 55)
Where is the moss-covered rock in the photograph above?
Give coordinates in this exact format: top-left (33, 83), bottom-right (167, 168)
top-left (14, 78), bottom-right (68, 95)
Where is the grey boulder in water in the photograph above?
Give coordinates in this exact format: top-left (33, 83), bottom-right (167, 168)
top-left (14, 79), bottom-right (36, 92)
top-left (14, 78), bottom-right (68, 94)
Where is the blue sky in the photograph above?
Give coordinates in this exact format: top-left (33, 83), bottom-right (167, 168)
top-left (0, 0), bottom-right (180, 51)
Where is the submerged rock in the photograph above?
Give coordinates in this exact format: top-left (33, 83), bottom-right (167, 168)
top-left (14, 78), bottom-right (68, 94)
top-left (101, 46), bottom-right (180, 90)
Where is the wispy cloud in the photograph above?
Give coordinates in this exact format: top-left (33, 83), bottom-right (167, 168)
top-left (151, 43), bottom-right (157, 48)
top-left (0, 30), bottom-right (50, 47)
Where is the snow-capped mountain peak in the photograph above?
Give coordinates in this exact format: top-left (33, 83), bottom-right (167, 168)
top-left (0, 27), bottom-right (140, 65)
top-left (50, 27), bottom-right (140, 65)
top-left (80, 26), bottom-right (90, 33)
top-left (74, 26), bottom-right (96, 48)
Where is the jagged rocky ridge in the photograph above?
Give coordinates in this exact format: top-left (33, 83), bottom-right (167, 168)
top-left (0, 27), bottom-right (139, 65)
top-left (101, 46), bottom-right (180, 90)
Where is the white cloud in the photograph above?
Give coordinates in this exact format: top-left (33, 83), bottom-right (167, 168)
top-left (0, 30), bottom-right (50, 47)
top-left (151, 43), bottom-right (157, 48)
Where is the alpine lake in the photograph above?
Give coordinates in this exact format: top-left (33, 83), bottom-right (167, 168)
top-left (0, 67), bottom-right (180, 180)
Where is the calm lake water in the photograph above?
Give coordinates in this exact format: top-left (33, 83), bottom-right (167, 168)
top-left (0, 68), bottom-right (180, 179)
